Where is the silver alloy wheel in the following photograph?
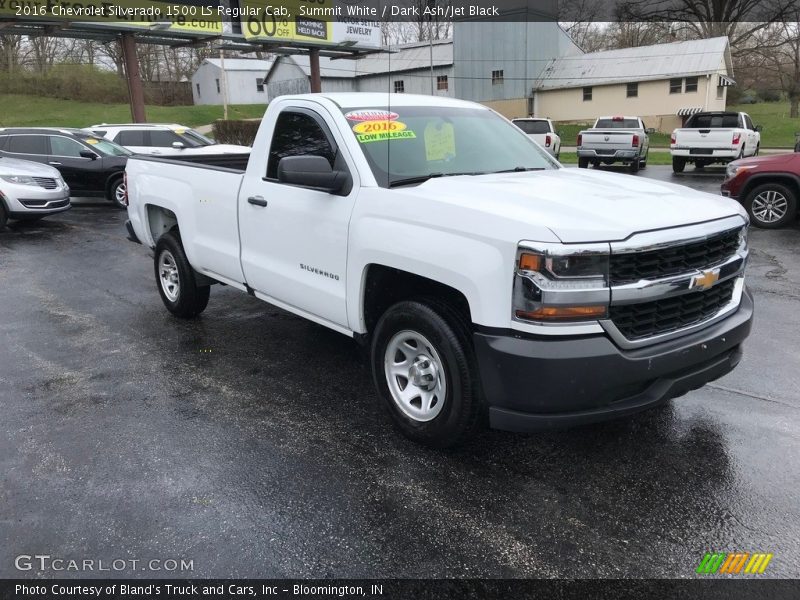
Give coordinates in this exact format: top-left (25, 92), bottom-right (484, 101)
top-left (115, 181), bottom-right (126, 204)
top-left (384, 330), bottom-right (447, 422)
top-left (751, 189), bottom-right (789, 224)
top-left (158, 249), bottom-right (180, 302)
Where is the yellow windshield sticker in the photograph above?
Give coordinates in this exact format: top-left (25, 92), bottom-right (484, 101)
top-left (85, 138), bottom-right (99, 144)
top-left (352, 120), bottom-right (407, 135)
top-left (356, 131), bottom-right (417, 144)
top-left (424, 122), bottom-right (456, 161)
top-left (175, 129), bottom-right (186, 135)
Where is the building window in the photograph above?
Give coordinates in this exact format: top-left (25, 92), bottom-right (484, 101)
top-left (491, 70), bottom-right (504, 85)
top-left (394, 80), bottom-right (404, 93)
top-left (685, 76), bottom-right (698, 93)
top-left (717, 85), bottom-right (724, 99)
top-left (669, 78), bottom-right (682, 94)
top-left (436, 75), bottom-right (448, 91)
top-left (196, 83), bottom-right (200, 98)
top-left (583, 87), bottom-right (592, 101)
top-left (626, 82), bottom-right (638, 98)
top-left (256, 78), bottom-right (265, 92)
top-left (215, 78), bottom-right (220, 94)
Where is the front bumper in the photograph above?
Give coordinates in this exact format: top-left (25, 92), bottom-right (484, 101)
top-left (474, 287), bottom-right (753, 432)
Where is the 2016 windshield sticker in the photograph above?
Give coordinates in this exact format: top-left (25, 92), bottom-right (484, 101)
top-left (344, 110), bottom-right (399, 122)
top-left (356, 131), bottom-right (417, 143)
top-left (352, 120), bottom-right (407, 134)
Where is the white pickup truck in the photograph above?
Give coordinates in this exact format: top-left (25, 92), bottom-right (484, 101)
top-left (671, 111), bottom-right (761, 173)
top-left (125, 93), bottom-right (753, 447)
top-left (576, 116), bottom-right (652, 172)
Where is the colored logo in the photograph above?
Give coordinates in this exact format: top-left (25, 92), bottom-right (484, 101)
top-left (344, 110), bottom-right (399, 122)
top-left (689, 268), bottom-right (720, 291)
top-left (696, 552), bottom-right (773, 575)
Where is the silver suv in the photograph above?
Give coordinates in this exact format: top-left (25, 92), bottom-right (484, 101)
top-left (0, 156), bottom-right (70, 228)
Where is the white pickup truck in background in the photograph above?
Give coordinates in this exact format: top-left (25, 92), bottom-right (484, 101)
top-left (511, 118), bottom-right (561, 159)
top-left (671, 111), bottom-right (761, 173)
top-left (125, 93), bottom-right (753, 447)
top-left (576, 116), bottom-right (652, 172)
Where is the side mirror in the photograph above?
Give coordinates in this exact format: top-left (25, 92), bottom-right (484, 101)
top-left (557, 130), bottom-right (564, 137)
top-left (755, 125), bottom-right (763, 132)
top-left (79, 150), bottom-right (98, 160)
top-left (645, 127), bottom-right (656, 134)
top-left (277, 155), bottom-right (347, 193)
top-left (172, 141), bottom-right (185, 150)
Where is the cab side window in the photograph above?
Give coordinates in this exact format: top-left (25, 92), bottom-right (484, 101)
top-left (50, 136), bottom-right (89, 158)
top-left (150, 130), bottom-right (183, 147)
top-left (266, 111), bottom-right (336, 180)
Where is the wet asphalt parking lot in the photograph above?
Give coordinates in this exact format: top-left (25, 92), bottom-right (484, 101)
top-left (1, 165), bottom-right (799, 579)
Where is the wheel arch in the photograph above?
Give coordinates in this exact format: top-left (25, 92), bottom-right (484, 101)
top-left (146, 204), bottom-right (179, 245)
top-left (740, 173), bottom-right (800, 204)
top-left (104, 170), bottom-right (125, 196)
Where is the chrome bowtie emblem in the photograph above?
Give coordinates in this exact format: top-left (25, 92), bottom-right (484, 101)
top-left (690, 269), bottom-right (720, 291)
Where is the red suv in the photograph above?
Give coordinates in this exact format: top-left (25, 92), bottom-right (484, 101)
top-left (721, 152), bottom-right (800, 228)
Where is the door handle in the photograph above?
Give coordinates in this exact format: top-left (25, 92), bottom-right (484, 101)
top-left (49, 161), bottom-right (62, 166)
top-left (247, 196), bottom-right (267, 207)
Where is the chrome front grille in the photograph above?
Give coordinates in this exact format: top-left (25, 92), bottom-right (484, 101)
top-left (32, 177), bottom-right (57, 189)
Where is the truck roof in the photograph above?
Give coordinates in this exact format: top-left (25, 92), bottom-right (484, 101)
top-left (283, 93), bottom-right (486, 110)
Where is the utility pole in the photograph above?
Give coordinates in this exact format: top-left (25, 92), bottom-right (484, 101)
top-left (219, 48), bottom-right (229, 120)
top-left (309, 48), bottom-right (322, 92)
top-left (121, 33), bottom-right (146, 123)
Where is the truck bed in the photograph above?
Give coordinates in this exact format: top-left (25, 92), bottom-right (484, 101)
top-left (129, 153), bottom-right (250, 173)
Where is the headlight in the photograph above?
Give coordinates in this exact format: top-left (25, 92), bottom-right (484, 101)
top-left (0, 175), bottom-right (38, 186)
top-left (725, 164), bottom-right (754, 180)
top-left (513, 244), bottom-right (610, 322)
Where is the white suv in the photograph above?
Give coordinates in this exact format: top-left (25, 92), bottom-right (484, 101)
top-left (85, 123), bottom-right (251, 156)
top-left (0, 156), bottom-right (70, 228)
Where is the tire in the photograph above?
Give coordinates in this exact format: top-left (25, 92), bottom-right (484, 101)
top-left (578, 157), bottom-right (589, 169)
top-left (672, 157), bottom-right (686, 173)
top-left (640, 153), bottom-right (648, 168)
top-left (754, 144), bottom-right (760, 157)
top-left (0, 203), bottom-right (7, 230)
top-left (154, 231), bottom-right (210, 318)
top-left (107, 176), bottom-right (126, 209)
top-left (744, 182), bottom-right (797, 229)
top-left (629, 158), bottom-right (640, 173)
top-left (371, 299), bottom-right (484, 447)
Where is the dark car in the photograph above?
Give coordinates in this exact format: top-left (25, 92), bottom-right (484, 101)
top-left (0, 128), bottom-right (131, 208)
top-left (721, 152), bottom-right (800, 228)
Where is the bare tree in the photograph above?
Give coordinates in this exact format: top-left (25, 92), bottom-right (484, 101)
top-left (749, 15), bottom-right (800, 116)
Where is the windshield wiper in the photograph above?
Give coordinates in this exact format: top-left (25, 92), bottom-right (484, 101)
top-left (492, 166), bottom-right (546, 173)
top-left (388, 172), bottom-right (486, 188)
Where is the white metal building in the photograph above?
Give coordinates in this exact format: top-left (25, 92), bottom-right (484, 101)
top-left (191, 58), bottom-right (274, 105)
top-left (264, 40), bottom-right (454, 99)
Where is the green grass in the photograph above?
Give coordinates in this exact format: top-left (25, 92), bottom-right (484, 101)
top-left (557, 102), bottom-right (800, 149)
top-left (558, 151), bottom-right (674, 165)
top-left (0, 94), bottom-right (265, 128)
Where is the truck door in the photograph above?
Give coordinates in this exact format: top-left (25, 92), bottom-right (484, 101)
top-left (238, 106), bottom-right (357, 330)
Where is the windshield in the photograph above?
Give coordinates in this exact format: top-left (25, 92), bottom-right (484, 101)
top-left (82, 137), bottom-right (131, 156)
top-left (176, 128), bottom-right (214, 147)
top-left (341, 106), bottom-right (557, 187)
top-left (513, 120), bottom-right (551, 134)
top-left (685, 114), bottom-right (740, 128)
top-left (595, 118), bottom-right (640, 129)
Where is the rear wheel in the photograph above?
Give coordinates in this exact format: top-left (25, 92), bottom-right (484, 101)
top-left (629, 158), bottom-right (640, 173)
top-left (107, 176), bottom-right (126, 209)
top-left (578, 157), bottom-right (589, 168)
top-left (744, 182), bottom-right (797, 229)
top-left (154, 231), bottom-right (210, 318)
top-left (0, 203), bottom-right (7, 229)
top-left (672, 157), bottom-right (686, 173)
top-left (371, 300), bottom-right (484, 447)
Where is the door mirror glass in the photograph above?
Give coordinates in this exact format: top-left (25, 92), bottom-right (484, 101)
top-left (172, 141), bottom-right (185, 149)
top-left (755, 125), bottom-right (763, 132)
top-left (645, 127), bottom-right (656, 134)
top-left (277, 156), bottom-right (346, 193)
top-left (79, 150), bottom-right (98, 160)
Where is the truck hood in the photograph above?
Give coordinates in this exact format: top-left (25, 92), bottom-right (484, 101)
top-left (0, 156), bottom-right (62, 178)
top-left (396, 168), bottom-right (746, 243)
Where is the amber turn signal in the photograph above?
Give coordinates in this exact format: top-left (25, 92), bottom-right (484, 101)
top-left (518, 253), bottom-right (543, 271)
top-left (516, 305), bottom-right (607, 320)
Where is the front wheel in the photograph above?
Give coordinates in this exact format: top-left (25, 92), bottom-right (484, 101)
top-left (0, 203), bottom-right (7, 229)
top-left (108, 176), bottom-right (126, 209)
top-left (371, 300), bottom-right (484, 447)
top-left (672, 157), bottom-right (686, 173)
top-left (154, 231), bottom-right (210, 318)
top-left (744, 183), bottom-right (797, 229)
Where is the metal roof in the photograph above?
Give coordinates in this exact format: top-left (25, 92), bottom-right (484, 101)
top-left (203, 58), bottom-right (274, 72)
top-left (271, 39), bottom-right (453, 80)
top-left (536, 36), bottom-right (732, 91)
